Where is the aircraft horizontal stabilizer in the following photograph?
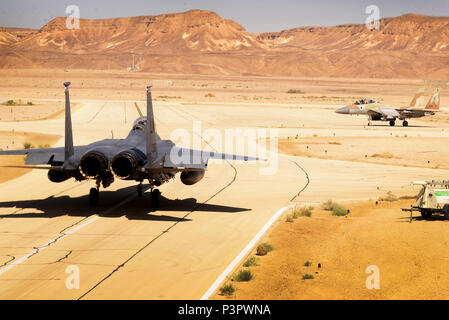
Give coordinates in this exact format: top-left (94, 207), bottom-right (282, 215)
top-left (0, 165), bottom-right (63, 170)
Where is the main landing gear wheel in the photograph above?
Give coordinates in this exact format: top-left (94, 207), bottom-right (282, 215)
top-left (402, 120), bottom-right (409, 127)
top-left (443, 204), bottom-right (449, 221)
top-left (137, 184), bottom-right (143, 197)
top-left (89, 187), bottom-right (99, 207)
top-left (151, 189), bottom-right (160, 208)
top-left (389, 120), bottom-right (395, 126)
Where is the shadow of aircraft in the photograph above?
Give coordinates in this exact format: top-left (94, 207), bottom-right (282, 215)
top-left (0, 185), bottom-right (251, 222)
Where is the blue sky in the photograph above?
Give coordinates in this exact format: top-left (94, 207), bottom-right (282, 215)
top-left (1, 0), bottom-right (448, 32)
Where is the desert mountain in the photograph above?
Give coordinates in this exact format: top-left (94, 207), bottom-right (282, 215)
top-left (0, 27), bottom-right (36, 47)
top-left (259, 14), bottom-right (449, 53)
top-left (10, 10), bottom-right (263, 54)
top-left (0, 10), bottom-right (448, 79)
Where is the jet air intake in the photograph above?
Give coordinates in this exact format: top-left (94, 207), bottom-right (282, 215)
top-left (79, 151), bottom-right (109, 178)
top-left (111, 149), bottom-right (146, 179)
top-left (180, 170), bottom-right (205, 185)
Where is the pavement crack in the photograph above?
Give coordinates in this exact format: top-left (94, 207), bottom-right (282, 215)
top-left (289, 160), bottom-right (310, 202)
top-left (48, 250), bottom-right (72, 264)
top-left (0, 194), bottom-right (128, 273)
top-left (0, 255), bottom-right (15, 268)
top-left (77, 110), bottom-right (238, 300)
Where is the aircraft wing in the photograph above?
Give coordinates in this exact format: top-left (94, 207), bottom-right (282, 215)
top-left (367, 109), bottom-right (383, 117)
top-left (0, 147), bottom-right (65, 166)
top-left (145, 147), bottom-right (261, 172)
top-left (0, 146), bottom-right (89, 167)
top-left (368, 108), bottom-right (400, 119)
top-left (397, 109), bottom-right (434, 117)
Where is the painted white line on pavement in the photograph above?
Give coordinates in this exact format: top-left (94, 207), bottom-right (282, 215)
top-left (0, 192), bottom-right (140, 276)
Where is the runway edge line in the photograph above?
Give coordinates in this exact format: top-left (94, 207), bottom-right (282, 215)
top-left (200, 205), bottom-right (292, 300)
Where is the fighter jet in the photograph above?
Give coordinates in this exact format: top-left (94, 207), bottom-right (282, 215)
top-left (335, 88), bottom-right (441, 126)
top-left (0, 82), bottom-right (258, 206)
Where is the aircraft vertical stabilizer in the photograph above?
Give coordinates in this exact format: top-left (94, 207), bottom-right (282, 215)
top-left (63, 82), bottom-right (74, 162)
top-left (425, 88), bottom-right (441, 110)
top-left (145, 86), bottom-right (158, 167)
top-left (409, 88), bottom-right (426, 108)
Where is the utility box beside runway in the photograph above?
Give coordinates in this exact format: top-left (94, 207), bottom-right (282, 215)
top-left (403, 180), bottom-right (449, 220)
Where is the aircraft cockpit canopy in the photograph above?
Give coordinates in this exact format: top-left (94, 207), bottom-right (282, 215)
top-left (354, 99), bottom-right (376, 105)
top-left (132, 116), bottom-right (147, 131)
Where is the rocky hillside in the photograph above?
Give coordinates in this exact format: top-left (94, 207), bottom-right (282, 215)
top-left (0, 10), bottom-right (448, 79)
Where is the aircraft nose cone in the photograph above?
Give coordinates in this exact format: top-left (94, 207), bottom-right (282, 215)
top-left (335, 106), bottom-right (349, 114)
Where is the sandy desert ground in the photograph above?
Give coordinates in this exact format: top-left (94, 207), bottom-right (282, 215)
top-left (213, 199), bottom-right (449, 300)
top-left (0, 71), bottom-right (448, 299)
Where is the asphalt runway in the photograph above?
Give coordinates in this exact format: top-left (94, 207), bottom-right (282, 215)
top-left (0, 100), bottom-right (448, 299)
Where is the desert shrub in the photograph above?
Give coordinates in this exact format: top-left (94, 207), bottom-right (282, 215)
top-left (321, 199), bottom-right (340, 211)
top-left (6, 100), bottom-right (15, 106)
top-left (304, 261), bottom-right (312, 267)
top-left (287, 89), bottom-right (305, 94)
top-left (256, 244), bottom-right (268, 256)
top-left (204, 93), bottom-right (215, 98)
top-left (370, 152), bottom-right (394, 159)
top-left (261, 242), bottom-right (273, 252)
top-left (256, 242), bottom-right (274, 256)
top-left (332, 205), bottom-right (348, 216)
top-left (286, 214), bottom-right (294, 222)
top-left (23, 142), bottom-right (33, 149)
top-left (292, 209), bottom-right (299, 219)
top-left (234, 269), bottom-right (253, 282)
top-left (302, 274), bottom-right (315, 280)
top-left (27, 101), bottom-right (33, 105)
top-left (243, 256), bottom-right (258, 267)
top-left (378, 191), bottom-right (398, 202)
top-left (219, 283), bottom-right (235, 296)
top-left (293, 206), bottom-right (313, 218)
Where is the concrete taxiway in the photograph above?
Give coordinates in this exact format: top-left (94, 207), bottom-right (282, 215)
top-left (0, 100), bottom-right (447, 299)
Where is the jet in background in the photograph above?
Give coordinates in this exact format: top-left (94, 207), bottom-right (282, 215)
top-left (335, 88), bottom-right (441, 126)
top-left (0, 83), bottom-right (258, 206)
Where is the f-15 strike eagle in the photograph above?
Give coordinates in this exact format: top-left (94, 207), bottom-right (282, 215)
top-left (335, 88), bottom-right (441, 126)
top-left (0, 82), bottom-right (258, 206)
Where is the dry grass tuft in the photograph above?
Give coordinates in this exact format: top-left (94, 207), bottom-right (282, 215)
top-left (370, 152), bottom-right (395, 159)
